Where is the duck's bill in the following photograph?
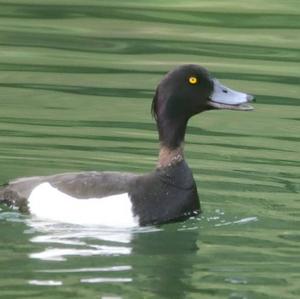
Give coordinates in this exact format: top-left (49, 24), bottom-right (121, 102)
top-left (207, 79), bottom-right (254, 111)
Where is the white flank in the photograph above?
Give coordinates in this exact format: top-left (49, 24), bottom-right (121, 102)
top-left (28, 183), bottom-right (139, 228)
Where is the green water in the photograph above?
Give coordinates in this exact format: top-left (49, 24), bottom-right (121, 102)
top-left (0, 0), bottom-right (299, 298)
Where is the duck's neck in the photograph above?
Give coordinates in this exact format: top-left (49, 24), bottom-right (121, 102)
top-left (158, 144), bottom-right (184, 168)
top-left (156, 116), bottom-right (188, 168)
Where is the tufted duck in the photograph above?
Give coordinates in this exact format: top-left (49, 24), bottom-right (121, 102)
top-left (0, 64), bottom-right (254, 227)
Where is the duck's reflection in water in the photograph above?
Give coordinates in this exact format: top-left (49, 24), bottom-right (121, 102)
top-left (26, 218), bottom-right (200, 298)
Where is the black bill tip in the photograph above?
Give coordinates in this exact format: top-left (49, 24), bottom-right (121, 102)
top-left (247, 94), bottom-right (256, 102)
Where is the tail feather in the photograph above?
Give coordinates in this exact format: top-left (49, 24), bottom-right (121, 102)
top-left (0, 185), bottom-right (28, 212)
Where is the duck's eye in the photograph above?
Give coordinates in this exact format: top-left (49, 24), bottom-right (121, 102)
top-left (188, 76), bottom-right (198, 85)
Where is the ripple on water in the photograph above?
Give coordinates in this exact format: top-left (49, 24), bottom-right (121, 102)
top-left (28, 280), bottom-right (63, 286)
top-left (26, 219), bottom-right (144, 261)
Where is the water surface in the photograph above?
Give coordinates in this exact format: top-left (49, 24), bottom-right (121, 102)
top-left (0, 0), bottom-right (299, 298)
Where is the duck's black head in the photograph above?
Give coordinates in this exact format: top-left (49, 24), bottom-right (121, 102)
top-left (152, 64), bottom-right (254, 149)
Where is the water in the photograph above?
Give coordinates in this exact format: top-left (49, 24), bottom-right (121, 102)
top-left (0, 0), bottom-right (299, 298)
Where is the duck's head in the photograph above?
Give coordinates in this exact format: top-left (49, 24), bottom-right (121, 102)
top-left (152, 64), bottom-right (255, 148)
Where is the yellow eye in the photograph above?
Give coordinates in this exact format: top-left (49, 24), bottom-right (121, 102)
top-left (188, 76), bottom-right (198, 85)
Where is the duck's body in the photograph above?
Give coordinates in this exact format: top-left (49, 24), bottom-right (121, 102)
top-left (0, 160), bottom-right (199, 226)
top-left (0, 64), bottom-right (254, 227)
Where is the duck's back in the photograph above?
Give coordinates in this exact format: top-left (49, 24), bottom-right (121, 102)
top-left (0, 171), bottom-right (138, 213)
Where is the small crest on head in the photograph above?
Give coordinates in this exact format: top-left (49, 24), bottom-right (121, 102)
top-left (151, 87), bottom-right (159, 120)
